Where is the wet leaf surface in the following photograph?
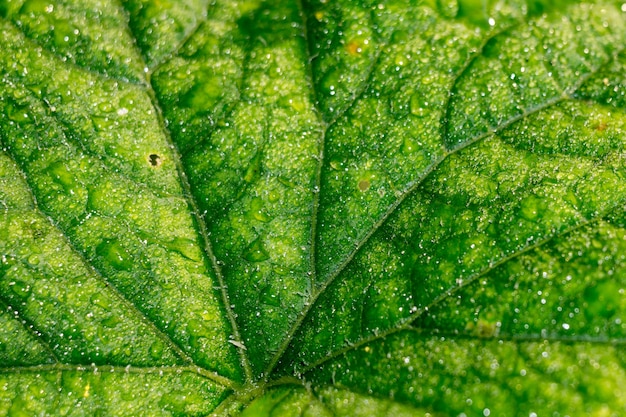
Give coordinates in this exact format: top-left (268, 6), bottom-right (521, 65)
top-left (1, 0), bottom-right (626, 415)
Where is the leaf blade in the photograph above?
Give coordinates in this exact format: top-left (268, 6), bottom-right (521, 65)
top-left (0, 366), bottom-right (228, 416)
top-left (277, 1), bottom-right (626, 375)
top-left (2, 0), bottom-right (626, 415)
top-left (0, 18), bottom-right (241, 378)
top-left (152, 0), bottom-right (324, 376)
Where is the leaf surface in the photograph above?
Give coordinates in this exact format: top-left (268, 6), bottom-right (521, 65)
top-left (1, 0), bottom-right (626, 415)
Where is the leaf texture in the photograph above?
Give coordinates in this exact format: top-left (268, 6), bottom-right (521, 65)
top-left (1, 0), bottom-right (626, 415)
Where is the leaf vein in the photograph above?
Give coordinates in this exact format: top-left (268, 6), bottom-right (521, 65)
top-left (3, 17), bottom-right (145, 86)
top-left (298, 174), bottom-right (626, 376)
top-left (0, 298), bottom-right (60, 364)
top-left (2, 148), bottom-right (194, 364)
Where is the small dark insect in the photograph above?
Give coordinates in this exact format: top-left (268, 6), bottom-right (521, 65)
top-left (148, 153), bottom-right (161, 167)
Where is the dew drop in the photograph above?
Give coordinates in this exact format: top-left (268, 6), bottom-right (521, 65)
top-left (243, 237), bottom-right (270, 262)
top-left (246, 197), bottom-right (271, 222)
top-left (410, 93), bottom-right (428, 117)
top-left (436, 0), bottom-right (459, 18)
top-left (149, 340), bottom-right (164, 359)
top-left (96, 239), bottom-right (132, 271)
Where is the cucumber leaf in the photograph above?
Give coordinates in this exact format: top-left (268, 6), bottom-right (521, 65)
top-left (1, 0), bottom-right (626, 415)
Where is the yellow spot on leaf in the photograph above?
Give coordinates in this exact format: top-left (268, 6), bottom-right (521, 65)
top-left (346, 41), bottom-right (362, 56)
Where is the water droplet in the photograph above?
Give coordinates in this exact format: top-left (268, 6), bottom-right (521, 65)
top-left (243, 237), bottom-right (270, 262)
top-left (181, 76), bottom-right (222, 110)
top-left (9, 280), bottom-right (31, 298)
top-left (101, 315), bottom-right (121, 328)
top-left (410, 93), bottom-right (428, 117)
top-left (437, 0), bottom-right (459, 18)
top-left (244, 152), bottom-right (263, 183)
top-left (46, 161), bottom-right (76, 193)
top-left (401, 138), bottom-right (421, 155)
top-left (20, 0), bottom-right (52, 14)
top-left (91, 115), bottom-right (114, 131)
top-left (320, 68), bottom-right (340, 98)
top-left (246, 197), bottom-right (271, 222)
top-left (27, 254), bottom-right (40, 265)
top-left (7, 102), bottom-right (32, 124)
top-left (96, 238), bottom-right (132, 271)
top-left (98, 102), bottom-right (113, 113)
top-left (165, 237), bottom-right (201, 262)
top-left (150, 340), bottom-right (164, 359)
top-left (90, 293), bottom-right (111, 311)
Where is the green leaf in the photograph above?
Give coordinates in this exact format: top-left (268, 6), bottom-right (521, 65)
top-left (1, 0), bottom-right (626, 415)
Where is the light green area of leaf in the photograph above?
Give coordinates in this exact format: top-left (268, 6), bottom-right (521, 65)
top-left (0, 368), bottom-right (227, 416)
top-left (0, 12), bottom-right (241, 379)
top-left (0, 0), bottom-right (146, 81)
top-left (0, 152), bottom-right (183, 366)
top-left (1, 0), bottom-right (626, 416)
top-left (240, 385), bottom-right (429, 416)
